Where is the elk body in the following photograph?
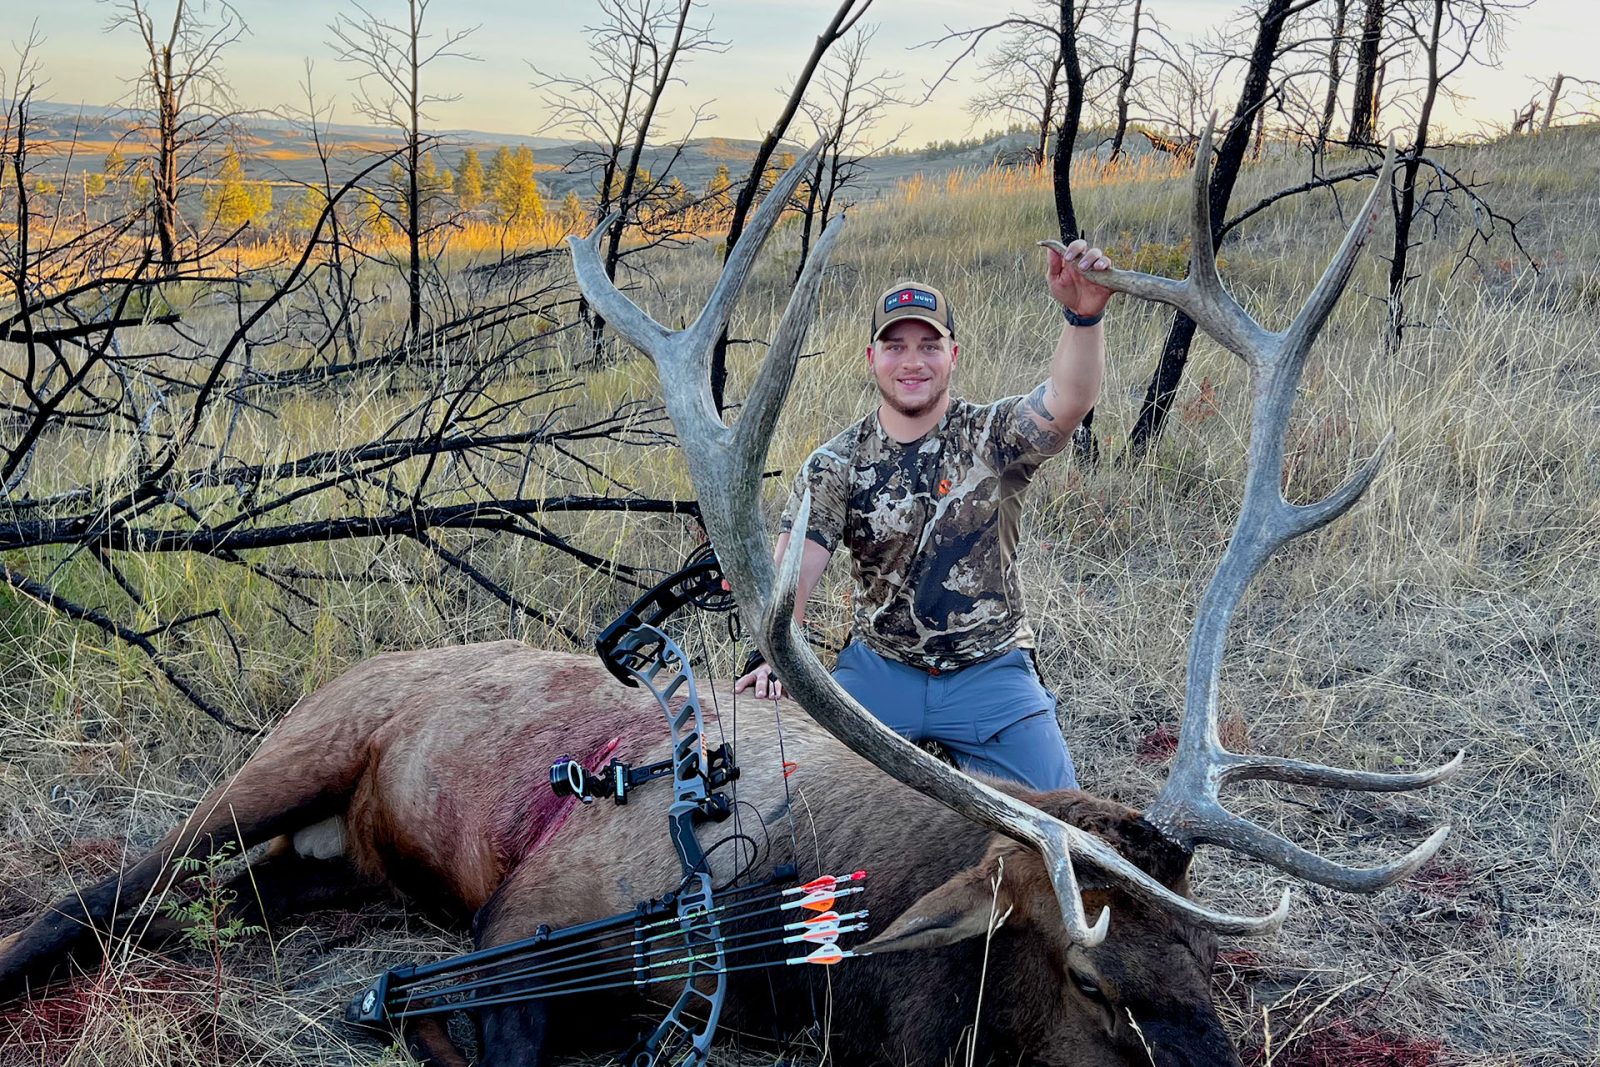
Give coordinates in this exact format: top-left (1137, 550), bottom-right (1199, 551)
top-left (1, 131), bottom-right (1460, 1065)
top-left (2, 640), bottom-right (1234, 1066)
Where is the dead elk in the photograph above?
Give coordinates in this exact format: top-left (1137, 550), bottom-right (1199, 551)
top-left (0, 129), bottom-right (1461, 1066)
top-left (3, 641), bottom-right (1237, 1066)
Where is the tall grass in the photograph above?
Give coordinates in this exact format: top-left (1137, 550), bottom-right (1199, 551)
top-left (2, 126), bottom-right (1598, 1065)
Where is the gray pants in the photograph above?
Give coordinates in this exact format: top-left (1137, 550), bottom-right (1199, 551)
top-left (831, 640), bottom-right (1079, 792)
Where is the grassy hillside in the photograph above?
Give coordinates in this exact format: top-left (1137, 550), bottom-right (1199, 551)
top-left (2, 125), bottom-right (1597, 1065)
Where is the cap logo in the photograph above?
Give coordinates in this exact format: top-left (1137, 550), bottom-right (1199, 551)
top-left (885, 288), bottom-right (938, 314)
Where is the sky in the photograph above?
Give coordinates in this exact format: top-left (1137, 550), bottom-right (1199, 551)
top-left (4, 0), bottom-right (1594, 145)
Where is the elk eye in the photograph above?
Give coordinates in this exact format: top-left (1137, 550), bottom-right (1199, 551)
top-left (1068, 968), bottom-right (1107, 1004)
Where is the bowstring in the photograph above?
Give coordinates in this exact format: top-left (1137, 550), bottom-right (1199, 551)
top-left (691, 549), bottom-right (829, 1057)
top-left (696, 606), bottom-right (752, 884)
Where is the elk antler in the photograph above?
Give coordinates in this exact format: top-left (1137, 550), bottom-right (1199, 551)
top-left (569, 144), bottom-right (1297, 946)
top-left (1043, 118), bottom-right (1462, 905)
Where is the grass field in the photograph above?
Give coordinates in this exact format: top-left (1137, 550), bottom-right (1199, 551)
top-left (1, 124), bottom-right (1597, 1065)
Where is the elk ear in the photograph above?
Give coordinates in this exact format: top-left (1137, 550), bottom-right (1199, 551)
top-left (861, 853), bottom-right (1019, 955)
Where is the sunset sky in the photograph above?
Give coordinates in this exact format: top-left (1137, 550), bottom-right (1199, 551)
top-left (7, 0), bottom-right (1593, 145)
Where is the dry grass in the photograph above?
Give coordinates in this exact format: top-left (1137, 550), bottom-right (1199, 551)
top-left (3, 125), bottom-right (1598, 1065)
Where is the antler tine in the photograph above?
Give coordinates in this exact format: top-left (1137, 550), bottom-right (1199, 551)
top-left (730, 205), bottom-right (844, 478)
top-left (1183, 118), bottom-right (1235, 338)
top-left (1182, 804), bottom-right (1453, 893)
top-left (683, 142), bottom-right (826, 377)
top-left (1044, 116), bottom-right (1275, 366)
top-left (1281, 137), bottom-right (1398, 357)
top-left (568, 140), bottom-right (826, 427)
top-left (568, 215), bottom-right (673, 357)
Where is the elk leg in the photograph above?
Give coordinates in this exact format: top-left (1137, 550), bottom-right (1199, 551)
top-left (471, 931), bottom-right (553, 1067)
top-left (0, 753), bottom-right (353, 1001)
top-left (138, 836), bottom-right (377, 945)
top-left (403, 1017), bottom-right (473, 1067)
top-left (216, 838), bottom-right (375, 927)
top-left (470, 880), bottom-right (554, 1067)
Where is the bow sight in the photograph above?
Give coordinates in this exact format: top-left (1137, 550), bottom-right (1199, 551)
top-left (347, 549), bottom-right (868, 1067)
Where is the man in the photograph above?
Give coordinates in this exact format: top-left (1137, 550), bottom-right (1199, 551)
top-left (734, 239), bottom-right (1115, 791)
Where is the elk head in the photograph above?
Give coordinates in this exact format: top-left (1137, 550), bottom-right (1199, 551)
top-left (569, 125), bottom-right (1461, 1063)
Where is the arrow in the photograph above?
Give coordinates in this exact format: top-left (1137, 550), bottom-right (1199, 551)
top-left (387, 906), bottom-right (871, 1010)
top-left (786, 941), bottom-right (860, 966)
top-left (385, 870), bottom-right (869, 995)
top-left (391, 937), bottom-right (868, 1019)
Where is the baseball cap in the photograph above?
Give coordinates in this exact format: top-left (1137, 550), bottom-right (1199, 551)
top-left (871, 280), bottom-right (954, 340)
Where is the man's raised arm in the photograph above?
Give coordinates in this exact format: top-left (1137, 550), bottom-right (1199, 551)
top-left (1015, 239), bottom-right (1115, 453)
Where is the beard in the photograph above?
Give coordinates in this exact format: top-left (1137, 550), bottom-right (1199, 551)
top-left (877, 377), bottom-right (949, 420)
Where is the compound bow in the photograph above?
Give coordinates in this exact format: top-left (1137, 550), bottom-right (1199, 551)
top-left (347, 550), bottom-right (867, 1066)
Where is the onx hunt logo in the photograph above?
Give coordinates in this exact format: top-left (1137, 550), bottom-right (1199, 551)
top-left (885, 288), bottom-right (938, 313)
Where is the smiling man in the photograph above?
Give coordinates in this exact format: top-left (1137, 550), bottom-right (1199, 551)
top-left (735, 239), bottom-right (1114, 790)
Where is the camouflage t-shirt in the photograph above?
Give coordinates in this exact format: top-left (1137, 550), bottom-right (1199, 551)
top-left (780, 395), bottom-right (1059, 672)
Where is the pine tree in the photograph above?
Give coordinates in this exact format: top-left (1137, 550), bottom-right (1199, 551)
top-left (456, 148), bottom-right (484, 212)
top-left (288, 187), bottom-right (327, 235)
top-left (205, 146), bottom-right (271, 229)
top-left (706, 163), bottom-right (731, 204)
top-left (559, 190), bottom-right (585, 235)
top-left (487, 145), bottom-right (544, 225)
top-left (387, 153), bottom-right (453, 231)
top-left (358, 188), bottom-right (392, 238)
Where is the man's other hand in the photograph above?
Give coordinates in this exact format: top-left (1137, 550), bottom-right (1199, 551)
top-left (734, 663), bottom-right (784, 700)
top-left (1044, 238), bottom-right (1114, 317)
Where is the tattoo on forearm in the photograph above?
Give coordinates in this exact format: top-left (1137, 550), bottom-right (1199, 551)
top-left (1024, 382), bottom-right (1055, 422)
top-left (1018, 418), bottom-right (1065, 453)
top-left (1018, 384), bottom-right (1066, 453)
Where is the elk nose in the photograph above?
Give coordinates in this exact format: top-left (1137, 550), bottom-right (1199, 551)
top-left (1135, 1015), bottom-right (1241, 1067)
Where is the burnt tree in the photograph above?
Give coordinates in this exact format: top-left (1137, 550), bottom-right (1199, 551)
top-left (709, 0), bottom-right (871, 411)
top-left (108, 0), bottom-right (246, 273)
top-left (330, 0), bottom-right (478, 343)
top-left (1128, 0), bottom-right (1298, 452)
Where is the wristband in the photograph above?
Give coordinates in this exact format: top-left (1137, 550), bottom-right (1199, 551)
top-left (1061, 304), bottom-right (1104, 328)
top-left (741, 648), bottom-right (767, 677)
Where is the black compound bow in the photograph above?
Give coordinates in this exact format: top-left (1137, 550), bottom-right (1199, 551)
top-left (347, 551), bottom-right (867, 1066)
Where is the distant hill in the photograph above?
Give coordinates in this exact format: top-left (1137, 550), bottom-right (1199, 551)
top-left (20, 101), bottom-right (1137, 203)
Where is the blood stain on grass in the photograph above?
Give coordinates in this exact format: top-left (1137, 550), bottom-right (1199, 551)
top-left (1246, 1019), bottom-right (1445, 1067)
top-left (1136, 724), bottom-right (1178, 764)
top-left (0, 968), bottom-right (227, 1066)
top-left (1412, 857), bottom-right (1474, 899)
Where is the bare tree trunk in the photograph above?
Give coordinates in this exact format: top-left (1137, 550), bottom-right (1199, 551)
top-left (1107, 0), bottom-right (1144, 164)
top-left (711, 0), bottom-right (868, 411)
top-left (1349, 0), bottom-right (1384, 144)
top-left (1371, 57), bottom-right (1388, 132)
top-left (1128, 0), bottom-right (1295, 453)
top-left (1541, 72), bottom-right (1565, 131)
top-left (1386, 0), bottom-right (1444, 345)
top-left (1050, 0), bottom-right (1096, 456)
top-left (795, 149), bottom-right (826, 276)
top-left (1051, 0), bottom-right (1084, 242)
top-left (1315, 0), bottom-right (1348, 155)
top-left (602, 1), bottom-right (692, 292)
top-left (406, 0), bottom-right (422, 341)
top-left (154, 7), bottom-right (182, 271)
top-left (1037, 52), bottom-right (1063, 167)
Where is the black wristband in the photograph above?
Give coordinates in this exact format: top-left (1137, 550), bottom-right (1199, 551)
top-left (741, 648), bottom-right (767, 677)
top-left (1061, 304), bottom-right (1104, 328)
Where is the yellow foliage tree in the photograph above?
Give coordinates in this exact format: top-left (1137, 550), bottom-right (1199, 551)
top-left (205, 147), bottom-right (272, 229)
top-left (486, 145), bottom-right (544, 226)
